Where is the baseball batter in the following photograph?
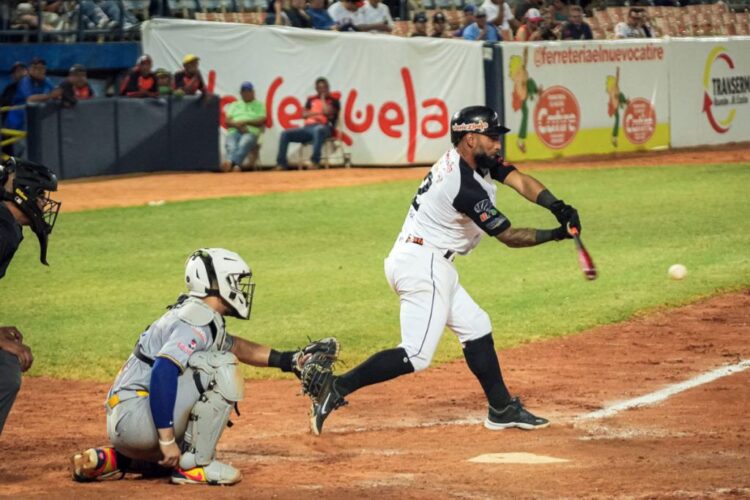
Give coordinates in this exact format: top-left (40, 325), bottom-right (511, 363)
top-left (309, 105), bottom-right (582, 434)
top-left (71, 248), bottom-right (335, 485)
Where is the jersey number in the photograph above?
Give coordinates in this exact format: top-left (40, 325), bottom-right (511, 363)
top-left (411, 171), bottom-right (433, 211)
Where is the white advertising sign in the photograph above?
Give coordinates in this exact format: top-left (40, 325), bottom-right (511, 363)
top-left (669, 37), bottom-right (750, 147)
top-left (142, 19), bottom-right (485, 166)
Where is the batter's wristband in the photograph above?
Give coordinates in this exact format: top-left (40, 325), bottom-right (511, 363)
top-left (268, 349), bottom-right (295, 372)
top-left (158, 437), bottom-right (176, 446)
top-left (535, 189), bottom-right (559, 210)
top-left (535, 227), bottom-right (567, 243)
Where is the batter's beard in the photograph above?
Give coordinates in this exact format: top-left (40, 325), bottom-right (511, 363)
top-left (473, 150), bottom-right (500, 177)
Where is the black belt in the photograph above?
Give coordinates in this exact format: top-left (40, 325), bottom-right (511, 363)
top-left (406, 236), bottom-right (455, 261)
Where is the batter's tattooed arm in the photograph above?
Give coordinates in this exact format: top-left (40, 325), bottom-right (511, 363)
top-left (497, 226), bottom-right (567, 247)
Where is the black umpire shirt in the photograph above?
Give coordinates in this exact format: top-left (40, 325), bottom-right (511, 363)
top-left (0, 203), bottom-right (23, 279)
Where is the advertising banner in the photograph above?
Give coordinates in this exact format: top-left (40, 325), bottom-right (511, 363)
top-left (669, 37), bottom-right (750, 147)
top-left (501, 40), bottom-right (670, 161)
top-left (142, 19), bottom-right (485, 166)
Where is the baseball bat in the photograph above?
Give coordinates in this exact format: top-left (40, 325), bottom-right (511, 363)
top-left (568, 226), bottom-right (597, 281)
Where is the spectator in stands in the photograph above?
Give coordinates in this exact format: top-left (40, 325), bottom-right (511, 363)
top-left (1, 63), bottom-right (28, 157)
top-left (561, 5), bottom-right (592, 40)
top-left (431, 11), bottom-right (448, 38)
top-left (6, 57), bottom-right (60, 130)
top-left (537, 7), bottom-right (561, 40)
top-left (328, 0), bottom-right (359, 31)
top-left (481, 0), bottom-right (517, 38)
top-left (13, 2), bottom-right (58, 31)
top-left (515, 8), bottom-right (544, 41)
top-left (5, 58), bottom-right (60, 155)
top-left (463, 8), bottom-right (500, 41)
top-left (514, 0), bottom-right (543, 24)
top-left (79, 0), bottom-right (116, 29)
top-left (411, 11), bottom-right (428, 37)
top-left (1, 63), bottom-right (27, 111)
top-left (57, 64), bottom-right (94, 108)
top-left (453, 4), bottom-right (477, 38)
top-left (615, 8), bottom-right (646, 38)
top-left (223, 82), bottom-right (267, 172)
top-left (276, 77), bottom-right (340, 171)
top-left (549, 0), bottom-right (568, 23)
top-left (307, 0), bottom-right (336, 30)
top-left (277, 0), bottom-right (313, 28)
top-left (155, 68), bottom-right (173, 96)
top-left (639, 9), bottom-right (654, 38)
top-left (354, 0), bottom-right (393, 33)
top-left (174, 54), bottom-right (206, 96)
top-left (97, 0), bottom-right (138, 30)
top-left (120, 55), bottom-right (158, 98)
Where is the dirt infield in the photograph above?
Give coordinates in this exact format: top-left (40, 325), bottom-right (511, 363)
top-left (57, 144), bottom-right (750, 213)
top-left (2, 290), bottom-right (749, 498)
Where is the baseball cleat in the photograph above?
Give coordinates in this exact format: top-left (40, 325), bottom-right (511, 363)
top-left (171, 461), bottom-right (242, 485)
top-left (310, 376), bottom-right (347, 436)
top-left (485, 398), bottom-right (550, 431)
top-left (70, 446), bottom-right (123, 482)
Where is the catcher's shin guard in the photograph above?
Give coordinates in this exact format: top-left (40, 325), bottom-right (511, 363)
top-left (70, 446), bottom-right (123, 482)
top-left (180, 351), bottom-right (243, 473)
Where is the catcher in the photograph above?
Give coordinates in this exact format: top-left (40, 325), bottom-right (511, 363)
top-left (70, 248), bottom-right (338, 485)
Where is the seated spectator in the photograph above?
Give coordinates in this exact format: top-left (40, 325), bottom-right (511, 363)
top-left (1, 62), bottom-right (27, 110)
top-left (173, 54), bottom-right (205, 96)
top-left (453, 5), bottom-right (476, 38)
top-left (561, 5), bottom-right (592, 40)
top-left (463, 8), bottom-right (500, 41)
top-left (5, 57), bottom-right (60, 155)
top-left (155, 68), bottom-right (173, 96)
top-left (615, 8), bottom-right (647, 38)
top-left (13, 1), bottom-right (60, 31)
top-left (515, 8), bottom-right (544, 41)
top-left (120, 55), bottom-right (158, 98)
top-left (549, 0), bottom-right (568, 23)
top-left (1, 62), bottom-right (28, 157)
top-left (276, 77), bottom-right (340, 171)
top-left (411, 11), bottom-right (428, 37)
top-left (96, 0), bottom-right (138, 29)
top-left (537, 7), bottom-right (561, 40)
top-left (58, 64), bottom-right (94, 108)
top-left (354, 0), bottom-right (393, 33)
top-left (514, 0), bottom-right (543, 24)
top-left (640, 9), bottom-right (654, 38)
top-left (431, 11), bottom-right (448, 38)
top-left (223, 82), bottom-right (267, 172)
top-left (328, 0), bottom-right (359, 31)
top-left (79, 0), bottom-right (116, 29)
top-left (306, 0), bottom-right (336, 30)
top-left (278, 0), bottom-right (313, 28)
top-left (481, 0), bottom-right (517, 39)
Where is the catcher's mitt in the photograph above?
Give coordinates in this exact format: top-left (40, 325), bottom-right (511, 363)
top-left (292, 337), bottom-right (340, 379)
top-left (300, 351), bottom-right (337, 402)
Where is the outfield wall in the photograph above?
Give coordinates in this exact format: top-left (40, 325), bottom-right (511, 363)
top-left (142, 19), bottom-right (484, 166)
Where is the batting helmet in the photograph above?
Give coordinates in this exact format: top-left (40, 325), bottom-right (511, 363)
top-left (185, 248), bottom-right (256, 320)
top-left (0, 157), bottom-right (60, 265)
top-left (450, 106), bottom-right (510, 146)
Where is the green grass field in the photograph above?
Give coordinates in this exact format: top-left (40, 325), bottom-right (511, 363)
top-left (3, 162), bottom-right (749, 381)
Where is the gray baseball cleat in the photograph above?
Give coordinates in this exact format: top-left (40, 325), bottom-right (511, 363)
top-left (485, 397), bottom-right (550, 430)
top-left (310, 375), bottom-right (347, 436)
top-left (171, 459), bottom-right (242, 485)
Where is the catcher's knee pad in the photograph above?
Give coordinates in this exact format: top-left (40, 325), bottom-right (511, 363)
top-left (180, 352), bottom-right (244, 469)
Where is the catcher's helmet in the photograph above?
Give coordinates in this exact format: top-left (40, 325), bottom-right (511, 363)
top-left (185, 248), bottom-right (255, 320)
top-left (0, 157), bottom-right (60, 265)
top-left (450, 106), bottom-right (510, 146)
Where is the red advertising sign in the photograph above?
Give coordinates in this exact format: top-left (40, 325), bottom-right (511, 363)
top-left (533, 86), bottom-right (580, 149)
top-left (623, 97), bottom-right (657, 144)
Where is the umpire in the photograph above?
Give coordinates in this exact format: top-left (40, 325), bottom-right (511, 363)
top-left (0, 157), bottom-right (61, 435)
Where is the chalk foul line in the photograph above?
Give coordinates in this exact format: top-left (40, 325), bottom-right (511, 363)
top-left (575, 359), bottom-right (750, 421)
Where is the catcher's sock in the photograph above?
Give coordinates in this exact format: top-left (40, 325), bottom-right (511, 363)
top-left (114, 451), bottom-right (132, 471)
top-left (336, 348), bottom-right (414, 396)
top-left (462, 334), bottom-right (511, 409)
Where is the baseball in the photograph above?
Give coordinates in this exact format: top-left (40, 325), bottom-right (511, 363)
top-left (668, 264), bottom-right (687, 280)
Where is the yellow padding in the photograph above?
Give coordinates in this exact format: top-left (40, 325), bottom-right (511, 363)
top-left (107, 390), bottom-right (149, 409)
